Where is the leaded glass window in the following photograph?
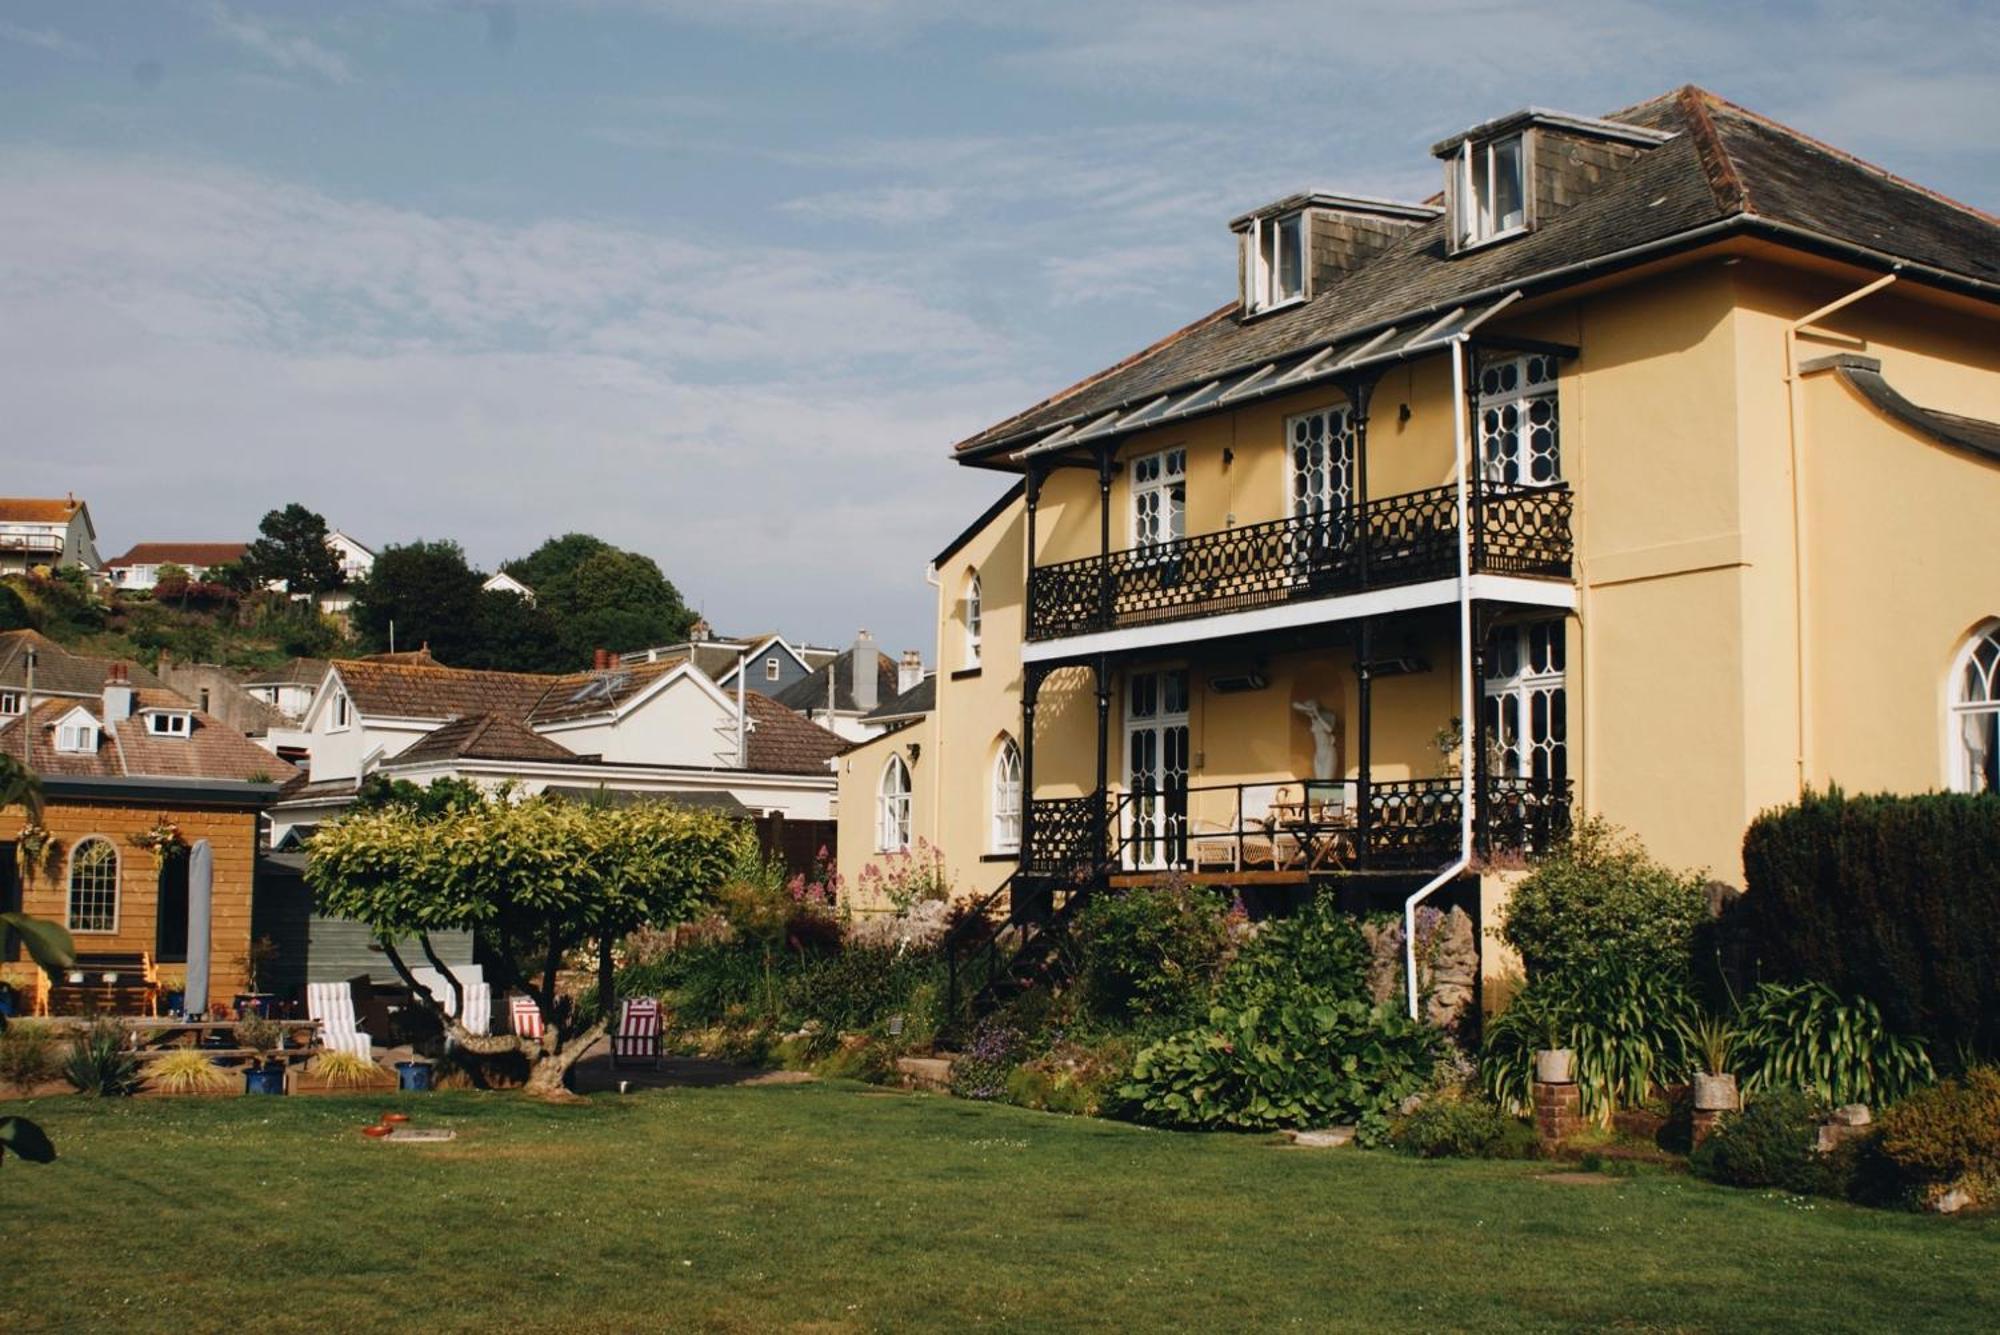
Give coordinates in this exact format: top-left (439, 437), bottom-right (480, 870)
top-left (1478, 353), bottom-right (1561, 486)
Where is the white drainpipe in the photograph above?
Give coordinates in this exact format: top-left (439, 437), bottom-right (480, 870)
top-left (736, 643), bottom-right (747, 768)
top-left (1405, 332), bottom-right (1478, 1019)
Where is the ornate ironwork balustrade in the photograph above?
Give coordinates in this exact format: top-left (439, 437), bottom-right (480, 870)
top-left (1026, 482), bottom-right (1572, 641)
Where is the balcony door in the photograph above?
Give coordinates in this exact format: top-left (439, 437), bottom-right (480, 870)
top-left (1289, 405), bottom-right (1355, 576)
top-left (1124, 668), bottom-right (1190, 869)
top-left (1476, 354), bottom-right (1561, 486)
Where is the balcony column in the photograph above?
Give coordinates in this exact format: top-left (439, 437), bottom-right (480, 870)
top-left (1094, 653), bottom-right (1112, 871)
top-left (1355, 617), bottom-right (1373, 872)
top-left (1019, 662), bottom-right (1042, 877)
top-left (1471, 601), bottom-right (1492, 859)
top-left (1464, 361), bottom-right (1486, 572)
top-left (1346, 375), bottom-right (1377, 587)
top-left (1095, 446), bottom-right (1116, 632)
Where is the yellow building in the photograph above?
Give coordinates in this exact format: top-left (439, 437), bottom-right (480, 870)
top-left (837, 87), bottom-right (2000, 982)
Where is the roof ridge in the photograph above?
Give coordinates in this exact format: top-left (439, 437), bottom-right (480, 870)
top-left (1694, 86), bottom-right (2000, 229)
top-left (1673, 85), bottom-right (1751, 215)
top-left (952, 302), bottom-right (1238, 453)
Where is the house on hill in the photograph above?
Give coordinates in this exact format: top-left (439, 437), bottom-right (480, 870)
top-left (0, 495), bottom-right (99, 574)
top-left (101, 542), bottom-right (248, 591)
top-left (835, 87), bottom-right (2000, 1010)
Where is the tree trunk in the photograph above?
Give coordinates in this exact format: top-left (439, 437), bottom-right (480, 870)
top-left (522, 1020), bottom-right (606, 1101)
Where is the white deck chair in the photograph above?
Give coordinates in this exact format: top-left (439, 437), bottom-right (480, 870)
top-left (411, 965), bottom-right (492, 1035)
top-left (305, 981), bottom-right (372, 1060)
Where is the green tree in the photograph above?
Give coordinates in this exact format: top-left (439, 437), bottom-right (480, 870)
top-left (306, 794), bottom-right (750, 1096)
top-left (506, 534), bottom-right (694, 660)
top-left (241, 504), bottom-right (345, 600)
top-left (462, 588), bottom-right (569, 673)
top-left (351, 540), bottom-right (485, 662)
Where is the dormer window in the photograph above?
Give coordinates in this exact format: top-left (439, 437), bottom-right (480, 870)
top-left (144, 710), bottom-right (192, 737)
top-left (764, 656), bottom-right (781, 682)
top-left (330, 691), bottom-right (351, 730)
top-left (55, 716), bottom-right (99, 753)
top-left (0, 691), bottom-right (20, 716)
top-left (1245, 210), bottom-right (1306, 313)
top-left (1454, 134), bottom-right (1527, 248)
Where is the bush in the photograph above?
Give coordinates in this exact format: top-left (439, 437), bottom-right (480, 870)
top-left (949, 1020), bottom-right (1026, 1101)
top-left (63, 1020), bottom-right (141, 1097)
top-left (1690, 1086), bottom-right (1824, 1191)
top-left (0, 1021), bottom-right (62, 1091)
top-left (1391, 1093), bottom-right (1525, 1159)
top-left (147, 1049), bottom-right (231, 1094)
top-left (1070, 878), bottom-right (1230, 1025)
top-left (1481, 960), bottom-right (1697, 1121)
top-left (1219, 894), bottom-right (1371, 1010)
top-left (1876, 1066), bottom-right (2000, 1208)
top-left (1740, 787), bottom-right (2000, 1062)
top-left (1501, 817), bottom-right (1711, 979)
top-left (1732, 980), bottom-right (1933, 1108)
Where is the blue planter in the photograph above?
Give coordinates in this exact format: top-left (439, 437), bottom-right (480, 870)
top-left (395, 1061), bottom-right (434, 1092)
top-left (162, 990), bottom-right (184, 1015)
top-left (243, 1065), bottom-right (286, 1096)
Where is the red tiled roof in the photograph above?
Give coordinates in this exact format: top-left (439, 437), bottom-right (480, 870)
top-left (742, 691), bottom-right (844, 775)
top-left (330, 658), bottom-right (555, 722)
top-left (0, 497), bottom-right (83, 524)
top-left (2, 689), bottom-right (298, 784)
top-left (396, 713), bottom-right (577, 764)
top-left (104, 542), bottom-right (248, 568)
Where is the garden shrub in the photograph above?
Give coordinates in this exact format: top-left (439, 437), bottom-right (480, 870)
top-left (1004, 1036), bottom-right (1135, 1117)
top-left (1501, 817), bottom-right (1710, 979)
top-left (1731, 980), bottom-right (1933, 1108)
top-left (1739, 787), bottom-right (2000, 1062)
top-left (1219, 894), bottom-right (1370, 1010)
top-left (1875, 1066), bottom-right (2000, 1209)
top-left (949, 1020), bottom-right (1026, 1101)
top-left (1481, 959), bottom-right (1697, 1121)
top-left (63, 1020), bottom-right (141, 1097)
top-left (1689, 1087), bottom-right (1824, 1191)
top-left (0, 1020), bottom-right (62, 1091)
top-left (1070, 878), bottom-right (1230, 1025)
top-left (1392, 1095), bottom-right (1512, 1159)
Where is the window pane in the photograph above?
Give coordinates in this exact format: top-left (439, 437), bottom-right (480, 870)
top-left (1492, 137), bottom-right (1525, 231)
top-left (1276, 214), bottom-right (1303, 299)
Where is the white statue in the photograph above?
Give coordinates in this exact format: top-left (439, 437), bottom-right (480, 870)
top-left (1292, 698), bottom-right (1340, 781)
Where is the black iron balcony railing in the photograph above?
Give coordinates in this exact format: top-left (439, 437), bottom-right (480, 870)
top-left (1022, 775), bottom-right (1571, 878)
top-left (1026, 481), bottom-right (1572, 641)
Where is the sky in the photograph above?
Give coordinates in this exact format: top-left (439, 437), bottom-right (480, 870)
top-left (3, 2), bottom-right (1996, 657)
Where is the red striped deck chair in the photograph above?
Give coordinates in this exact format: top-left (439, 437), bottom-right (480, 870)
top-left (611, 997), bottom-right (662, 1069)
top-left (509, 995), bottom-right (545, 1042)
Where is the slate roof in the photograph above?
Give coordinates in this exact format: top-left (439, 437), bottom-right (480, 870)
top-left (2, 689), bottom-right (299, 784)
top-left (956, 86), bottom-right (2000, 460)
top-left (742, 690), bottom-right (845, 774)
top-left (771, 649), bottom-right (901, 716)
top-left (104, 542), bottom-right (248, 568)
top-left (864, 674), bottom-right (936, 723)
top-left (0, 631), bottom-right (166, 698)
top-left (395, 713), bottom-right (578, 765)
top-left (238, 657), bottom-right (330, 688)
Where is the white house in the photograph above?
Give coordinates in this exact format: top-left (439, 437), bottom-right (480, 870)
top-left (481, 570), bottom-right (535, 603)
top-left (0, 496), bottom-right (99, 574)
top-left (102, 542), bottom-right (249, 591)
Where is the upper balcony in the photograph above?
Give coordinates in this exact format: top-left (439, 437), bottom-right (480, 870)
top-left (1025, 480), bottom-right (1573, 644)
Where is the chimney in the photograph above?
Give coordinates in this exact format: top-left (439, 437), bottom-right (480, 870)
top-left (898, 650), bottom-right (923, 695)
top-left (593, 648), bottom-right (611, 671)
top-left (851, 630), bottom-right (878, 713)
top-left (103, 662), bottom-right (135, 727)
top-left (689, 616), bottom-right (712, 642)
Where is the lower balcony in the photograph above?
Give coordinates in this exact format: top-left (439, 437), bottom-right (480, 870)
top-left (1023, 775), bottom-right (1572, 881)
top-left (1026, 481), bottom-right (1571, 642)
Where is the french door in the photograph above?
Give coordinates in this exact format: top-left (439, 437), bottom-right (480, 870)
top-left (1124, 668), bottom-right (1190, 869)
top-left (1289, 405), bottom-right (1355, 575)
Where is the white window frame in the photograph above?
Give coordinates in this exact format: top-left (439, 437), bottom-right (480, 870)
top-left (1477, 353), bottom-right (1562, 487)
top-left (992, 735), bottom-right (1022, 854)
top-left (1949, 623), bottom-right (2000, 794)
top-left (0, 691), bottom-right (19, 716)
top-left (55, 718), bottom-right (99, 753)
top-left (764, 656), bottom-right (781, 682)
top-left (1455, 133), bottom-right (1529, 249)
top-left (1286, 404), bottom-right (1356, 521)
top-left (145, 711), bottom-right (192, 737)
top-left (1244, 210), bottom-right (1307, 314)
top-left (877, 754), bottom-right (912, 853)
top-left (1483, 620), bottom-right (1567, 785)
top-left (66, 836), bottom-right (120, 934)
top-left (330, 691), bottom-right (351, 732)
top-left (963, 571), bottom-right (983, 668)
top-left (1131, 447), bottom-right (1187, 554)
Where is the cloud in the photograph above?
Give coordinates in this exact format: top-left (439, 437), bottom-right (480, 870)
top-left (781, 186), bottom-right (957, 226)
top-left (205, 2), bottom-right (354, 85)
top-left (0, 21), bottom-right (96, 59)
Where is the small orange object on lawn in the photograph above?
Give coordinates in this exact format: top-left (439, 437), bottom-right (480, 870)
top-left (361, 1125), bottom-right (392, 1138)
top-left (381, 1113), bottom-right (410, 1125)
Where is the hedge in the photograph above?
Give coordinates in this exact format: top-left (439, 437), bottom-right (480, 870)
top-left (1738, 788), bottom-right (2000, 1061)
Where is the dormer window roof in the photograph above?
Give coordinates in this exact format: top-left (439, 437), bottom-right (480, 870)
top-left (1434, 107), bottom-right (1674, 256)
top-left (1232, 193), bottom-right (1440, 317)
top-left (51, 705), bottom-right (100, 754)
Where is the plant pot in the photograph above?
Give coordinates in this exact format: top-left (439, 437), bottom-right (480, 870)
top-left (1534, 1048), bottom-right (1575, 1085)
top-left (233, 994), bottom-right (273, 1019)
top-left (395, 1061), bottom-right (434, 1092)
top-left (1692, 1072), bottom-right (1740, 1112)
top-left (243, 1064), bottom-right (286, 1096)
top-left (162, 991), bottom-right (185, 1015)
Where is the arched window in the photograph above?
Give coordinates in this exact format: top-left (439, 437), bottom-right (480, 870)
top-left (963, 571), bottom-right (983, 668)
top-left (878, 755), bottom-right (912, 853)
top-left (67, 837), bottom-right (120, 933)
top-left (992, 736), bottom-right (1023, 854)
top-left (1951, 624), bottom-right (2000, 794)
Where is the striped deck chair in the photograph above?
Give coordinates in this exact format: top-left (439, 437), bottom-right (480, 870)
top-left (611, 997), bottom-right (662, 1069)
top-left (305, 981), bottom-right (372, 1059)
top-left (458, 982), bottom-right (494, 1036)
top-left (510, 995), bottom-right (545, 1042)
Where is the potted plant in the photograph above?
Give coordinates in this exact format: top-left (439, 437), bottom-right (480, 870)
top-left (394, 1058), bottom-right (435, 1092)
top-left (236, 1016), bottom-right (286, 1095)
top-left (1690, 1013), bottom-right (1740, 1112)
top-left (1533, 1012), bottom-right (1575, 1085)
top-left (232, 937), bottom-right (279, 1018)
top-left (156, 968), bottom-right (187, 1017)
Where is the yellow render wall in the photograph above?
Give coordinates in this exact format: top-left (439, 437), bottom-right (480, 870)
top-left (833, 713), bottom-right (937, 915)
top-left (6, 801), bottom-right (258, 1010)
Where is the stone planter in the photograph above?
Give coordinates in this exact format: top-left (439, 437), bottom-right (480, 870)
top-left (1692, 1072), bottom-right (1740, 1112)
top-left (1534, 1048), bottom-right (1575, 1085)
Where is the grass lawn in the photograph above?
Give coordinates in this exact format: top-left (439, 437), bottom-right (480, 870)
top-left (2, 1082), bottom-right (1995, 1333)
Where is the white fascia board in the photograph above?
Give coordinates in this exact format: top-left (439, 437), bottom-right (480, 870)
top-left (1021, 575), bottom-right (1576, 662)
top-left (383, 756), bottom-right (836, 790)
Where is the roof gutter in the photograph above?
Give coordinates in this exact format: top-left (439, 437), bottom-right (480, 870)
top-left (959, 213), bottom-right (2000, 466)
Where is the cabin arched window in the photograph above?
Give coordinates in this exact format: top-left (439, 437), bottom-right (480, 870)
top-left (1951, 624), bottom-right (2000, 794)
top-left (963, 571), bottom-right (983, 668)
top-left (992, 736), bottom-right (1022, 854)
top-left (67, 836), bottom-right (120, 934)
top-left (878, 754), bottom-right (912, 853)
